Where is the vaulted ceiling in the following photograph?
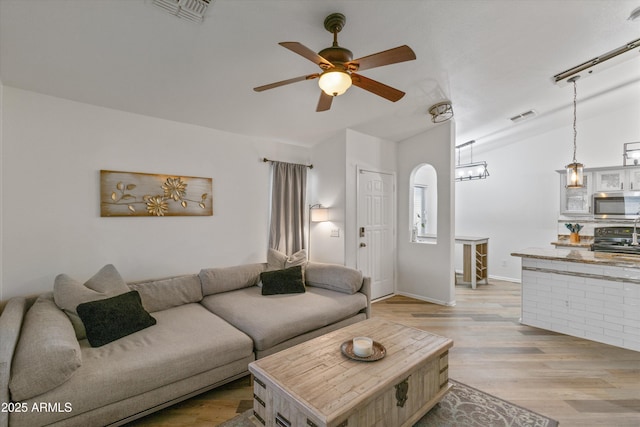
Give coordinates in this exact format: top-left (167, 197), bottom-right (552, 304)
top-left (1, 0), bottom-right (638, 147)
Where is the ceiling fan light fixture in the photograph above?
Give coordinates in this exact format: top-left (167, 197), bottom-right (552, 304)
top-left (318, 69), bottom-right (352, 97)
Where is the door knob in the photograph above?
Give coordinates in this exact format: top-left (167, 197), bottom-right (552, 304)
top-left (360, 243), bottom-right (367, 248)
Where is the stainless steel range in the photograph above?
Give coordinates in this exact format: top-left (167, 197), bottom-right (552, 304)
top-left (593, 226), bottom-right (640, 254)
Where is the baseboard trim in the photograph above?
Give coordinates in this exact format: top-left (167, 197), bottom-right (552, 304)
top-left (371, 294), bottom-right (396, 303)
top-left (395, 291), bottom-right (456, 307)
top-left (455, 269), bottom-right (521, 284)
top-left (489, 274), bottom-right (521, 283)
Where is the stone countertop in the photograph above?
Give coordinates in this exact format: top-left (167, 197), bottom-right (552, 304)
top-left (511, 247), bottom-right (640, 268)
top-left (550, 241), bottom-right (593, 248)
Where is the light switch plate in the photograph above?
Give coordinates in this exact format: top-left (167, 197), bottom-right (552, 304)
top-left (331, 228), bottom-right (340, 237)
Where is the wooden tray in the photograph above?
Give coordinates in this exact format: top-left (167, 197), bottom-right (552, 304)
top-left (341, 340), bottom-right (386, 362)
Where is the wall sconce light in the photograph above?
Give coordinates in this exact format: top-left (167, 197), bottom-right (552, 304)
top-left (310, 205), bottom-right (329, 222)
top-left (428, 101), bottom-right (454, 123)
top-left (455, 140), bottom-right (489, 182)
top-left (623, 142), bottom-right (640, 166)
top-left (308, 204), bottom-right (329, 260)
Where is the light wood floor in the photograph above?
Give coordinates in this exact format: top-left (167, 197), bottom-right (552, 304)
top-left (126, 279), bottom-right (640, 427)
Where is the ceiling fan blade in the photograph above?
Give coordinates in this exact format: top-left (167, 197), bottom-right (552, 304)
top-left (254, 73), bottom-right (320, 92)
top-left (316, 91), bottom-right (333, 112)
top-left (347, 45), bottom-right (416, 72)
top-left (279, 42), bottom-right (333, 68)
top-left (351, 73), bottom-right (406, 102)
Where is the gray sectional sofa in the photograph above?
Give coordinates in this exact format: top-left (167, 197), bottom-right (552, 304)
top-left (0, 257), bottom-right (371, 427)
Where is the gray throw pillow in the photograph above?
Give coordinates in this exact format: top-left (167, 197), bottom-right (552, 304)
top-left (9, 293), bottom-right (82, 401)
top-left (76, 290), bottom-right (156, 347)
top-left (53, 264), bottom-right (130, 339)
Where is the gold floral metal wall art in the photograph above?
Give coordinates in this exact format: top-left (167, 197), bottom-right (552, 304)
top-left (100, 170), bottom-right (213, 217)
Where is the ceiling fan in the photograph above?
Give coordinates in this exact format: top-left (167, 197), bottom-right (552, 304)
top-left (253, 13), bottom-right (416, 112)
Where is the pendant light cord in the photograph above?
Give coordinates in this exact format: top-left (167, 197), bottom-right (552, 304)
top-left (572, 78), bottom-right (578, 163)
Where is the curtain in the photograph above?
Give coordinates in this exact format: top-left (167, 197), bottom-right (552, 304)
top-left (268, 161), bottom-right (307, 255)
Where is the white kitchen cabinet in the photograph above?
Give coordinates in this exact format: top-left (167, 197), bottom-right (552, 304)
top-left (559, 172), bottom-right (592, 215)
top-left (595, 170), bottom-right (624, 191)
top-left (626, 168), bottom-right (640, 191)
top-left (595, 167), bottom-right (640, 191)
top-left (558, 166), bottom-right (640, 217)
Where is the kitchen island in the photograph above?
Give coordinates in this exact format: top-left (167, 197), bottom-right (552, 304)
top-left (511, 248), bottom-right (640, 352)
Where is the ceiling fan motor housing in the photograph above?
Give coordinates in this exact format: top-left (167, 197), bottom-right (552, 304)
top-left (318, 46), bottom-right (353, 67)
top-left (319, 13), bottom-right (354, 69)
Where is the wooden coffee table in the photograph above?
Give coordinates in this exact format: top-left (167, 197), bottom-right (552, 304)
top-left (248, 318), bottom-right (453, 427)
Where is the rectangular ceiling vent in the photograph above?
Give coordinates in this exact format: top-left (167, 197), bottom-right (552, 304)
top-left (509, 110), bottom-right (537, 123)
top-left (153, 0), bottom-right (212, 23)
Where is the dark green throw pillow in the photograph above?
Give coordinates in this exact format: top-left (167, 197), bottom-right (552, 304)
top-left (76, 290), bottom-right (156, 347)
top-left (260, 265), bottom-right (305, 296)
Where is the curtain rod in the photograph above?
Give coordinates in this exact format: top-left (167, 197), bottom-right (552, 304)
top-left (262, 158), bottom-right (313, 169)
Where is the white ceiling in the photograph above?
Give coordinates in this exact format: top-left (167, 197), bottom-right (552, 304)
top-left (1, 0), bottom-right (639, 147)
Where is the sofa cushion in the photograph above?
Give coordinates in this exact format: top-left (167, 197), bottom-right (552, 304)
top-left (128, 274), bottom-right (203, 313)
top-left (201, 286), bottom-right (368, 351)
top-left (77, 291), bottom-right (156, 347)
top-left (9, 293), bottom-right (82, 401)
top-left (199, 263), bottom-right (266, 296)
top-left (53, 264), bottom-right (131, 339)
top-left (305, 262), bottom-right (363, 294)
top-left (260, 266), bottom-right (305, 295)
top-left (13, 304), bottom-right (254, 421)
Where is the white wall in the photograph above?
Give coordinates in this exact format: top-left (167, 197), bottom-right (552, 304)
top-left (397, 121), bottom-right (455, 305)
top-left (455, 80), bottom-right (640, 282)
top-left (0, 87), bottom-right (309, 299)
top-left (309, 129), bottom-right (397, 268)
top-left (344, 130), bottom-right (397, 269)
top-left (309, 132), bottom-right (346, 264)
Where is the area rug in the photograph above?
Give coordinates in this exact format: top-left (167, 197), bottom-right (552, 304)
top-left (217, 379), bottom-right (558, 427)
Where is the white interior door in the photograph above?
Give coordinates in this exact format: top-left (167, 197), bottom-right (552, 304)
top-left (357, 169), bottom-right (395, 300)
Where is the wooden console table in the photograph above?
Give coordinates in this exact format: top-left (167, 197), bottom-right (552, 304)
top-left (455, 236), bottom-right (489, 289)
top-left (249, 318), bottom-right (453, 427)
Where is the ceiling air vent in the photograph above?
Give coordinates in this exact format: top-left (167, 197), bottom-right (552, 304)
top-left (509, 110), bottom-right (537, 123)
top-left (153, 0), bottom-right (212, 23)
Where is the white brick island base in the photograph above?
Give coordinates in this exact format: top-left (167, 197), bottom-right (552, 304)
top-left (512, 248), bottom-right (640, 352)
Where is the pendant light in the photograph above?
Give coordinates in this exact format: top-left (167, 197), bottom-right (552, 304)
top-left (455, 140), bottom-right (489, 181)
top-left (565, 76), bottom-right (584, 188)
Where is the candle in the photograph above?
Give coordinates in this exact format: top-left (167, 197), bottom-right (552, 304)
top-left (352, 337), bottom-right (373, 357)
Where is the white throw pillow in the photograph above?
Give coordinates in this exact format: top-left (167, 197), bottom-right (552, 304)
top-left (261, 249), bottom-right (307, 287)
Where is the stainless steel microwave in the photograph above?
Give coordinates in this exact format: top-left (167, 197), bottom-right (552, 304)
top-left (593, 191), bottom-right (640, 219)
